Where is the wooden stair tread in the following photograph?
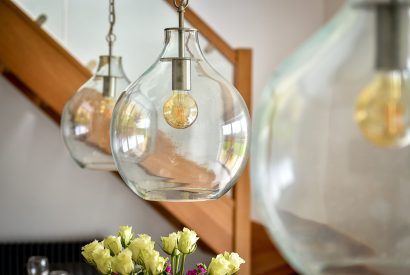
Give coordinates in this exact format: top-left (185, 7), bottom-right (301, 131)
top-left (252, 222), bottom-right (296, 275)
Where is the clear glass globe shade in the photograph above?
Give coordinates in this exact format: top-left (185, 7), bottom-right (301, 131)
top-left (252, 1), bottom-right (410, 274)
top-left (111, 28), bottom-right (250, 201)
top-left (61, 56), bottom-right (130, 170)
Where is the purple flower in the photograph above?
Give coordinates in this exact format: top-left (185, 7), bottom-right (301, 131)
top-left (185, 263), bottom-right (207, 275)
top-left (197, 263), bottom-right (207, 274)
top-left (165, 262), bottom-right (172, 274)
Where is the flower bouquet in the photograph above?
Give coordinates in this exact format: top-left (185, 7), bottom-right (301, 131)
top-left (81, 226), bottom-right (245, 275)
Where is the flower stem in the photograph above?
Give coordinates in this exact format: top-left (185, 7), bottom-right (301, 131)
top-left (171, 255), bottom-right (176, 275)
top-left (175, 255), bottom-right (181, 275)
top-left (179, 254), bottom-right (187, 275)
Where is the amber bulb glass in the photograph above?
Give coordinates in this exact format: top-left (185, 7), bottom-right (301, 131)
top-left (163, 90), bottom-right (198, 129)
top-left (355, 71), bottom-right (410, 148)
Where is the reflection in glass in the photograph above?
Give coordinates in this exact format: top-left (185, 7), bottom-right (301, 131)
top-left (61, 56), bottom-right (130, 170)
top-left (111, 29), bottom-right (250, 201)
top-left (27, 256), bottom-right (49, 275)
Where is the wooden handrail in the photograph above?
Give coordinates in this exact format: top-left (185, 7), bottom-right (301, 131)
top-left (165, 0), bottom-right (237, 64)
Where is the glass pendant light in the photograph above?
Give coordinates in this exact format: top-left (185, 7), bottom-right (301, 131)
top-left (61, 0), bottom-right (130, 170)
top-left (252, 0), bottom-right (410, 274)
top-left (111, 0), bottom-right (250, 201)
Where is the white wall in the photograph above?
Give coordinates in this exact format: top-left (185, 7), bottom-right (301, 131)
top-left (189, 0), bottom-right (345, 101)
top-left (189, 0), bottom-right (321, 101)
top-left (0, 76), bottom-right (211, 266)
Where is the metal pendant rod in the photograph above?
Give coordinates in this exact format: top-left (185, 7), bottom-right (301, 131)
top-left (174, 0), bottom-right (189, 58)
top-left (375, 1), bottom-right (410, 70)
top-left (172, 0), bottom-right (191, 91)
top-left (103, 0), bottom-right (117, 97)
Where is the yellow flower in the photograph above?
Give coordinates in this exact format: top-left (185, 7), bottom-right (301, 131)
top-left (177, 228), bottom-right (199, 254)
top-left (118, 225), bottom-right (133, 246)
top-left (128, 234), bottom-right (155, 263)
top-left (112, 249), bottom-right (135, 275)
top-left (81, 240), bottom-right (104, 264)
top-left (142, 249), bottom-right (167, 275)
top-left (208, 254), bottom-right (231, 275)
top-left (223, 252), bottom-right (245, 273)
top-left (92, 248), bottom-right (112, 274)
top-left (161, 232), bottom-right (180, 255)
top-left (104, 235), bottom-right (123, 255)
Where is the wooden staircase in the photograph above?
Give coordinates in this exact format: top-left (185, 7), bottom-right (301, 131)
top-left (0, 0), bottom-right (295, 273)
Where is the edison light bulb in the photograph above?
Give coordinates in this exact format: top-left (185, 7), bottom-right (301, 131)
top-left (355, 71), bottom-right (410, 148)
top-left (163, 90), bottom-right (198, 129)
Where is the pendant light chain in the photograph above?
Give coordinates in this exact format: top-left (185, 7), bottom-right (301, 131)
top-left (106, 0), bottom-right (116, 77)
